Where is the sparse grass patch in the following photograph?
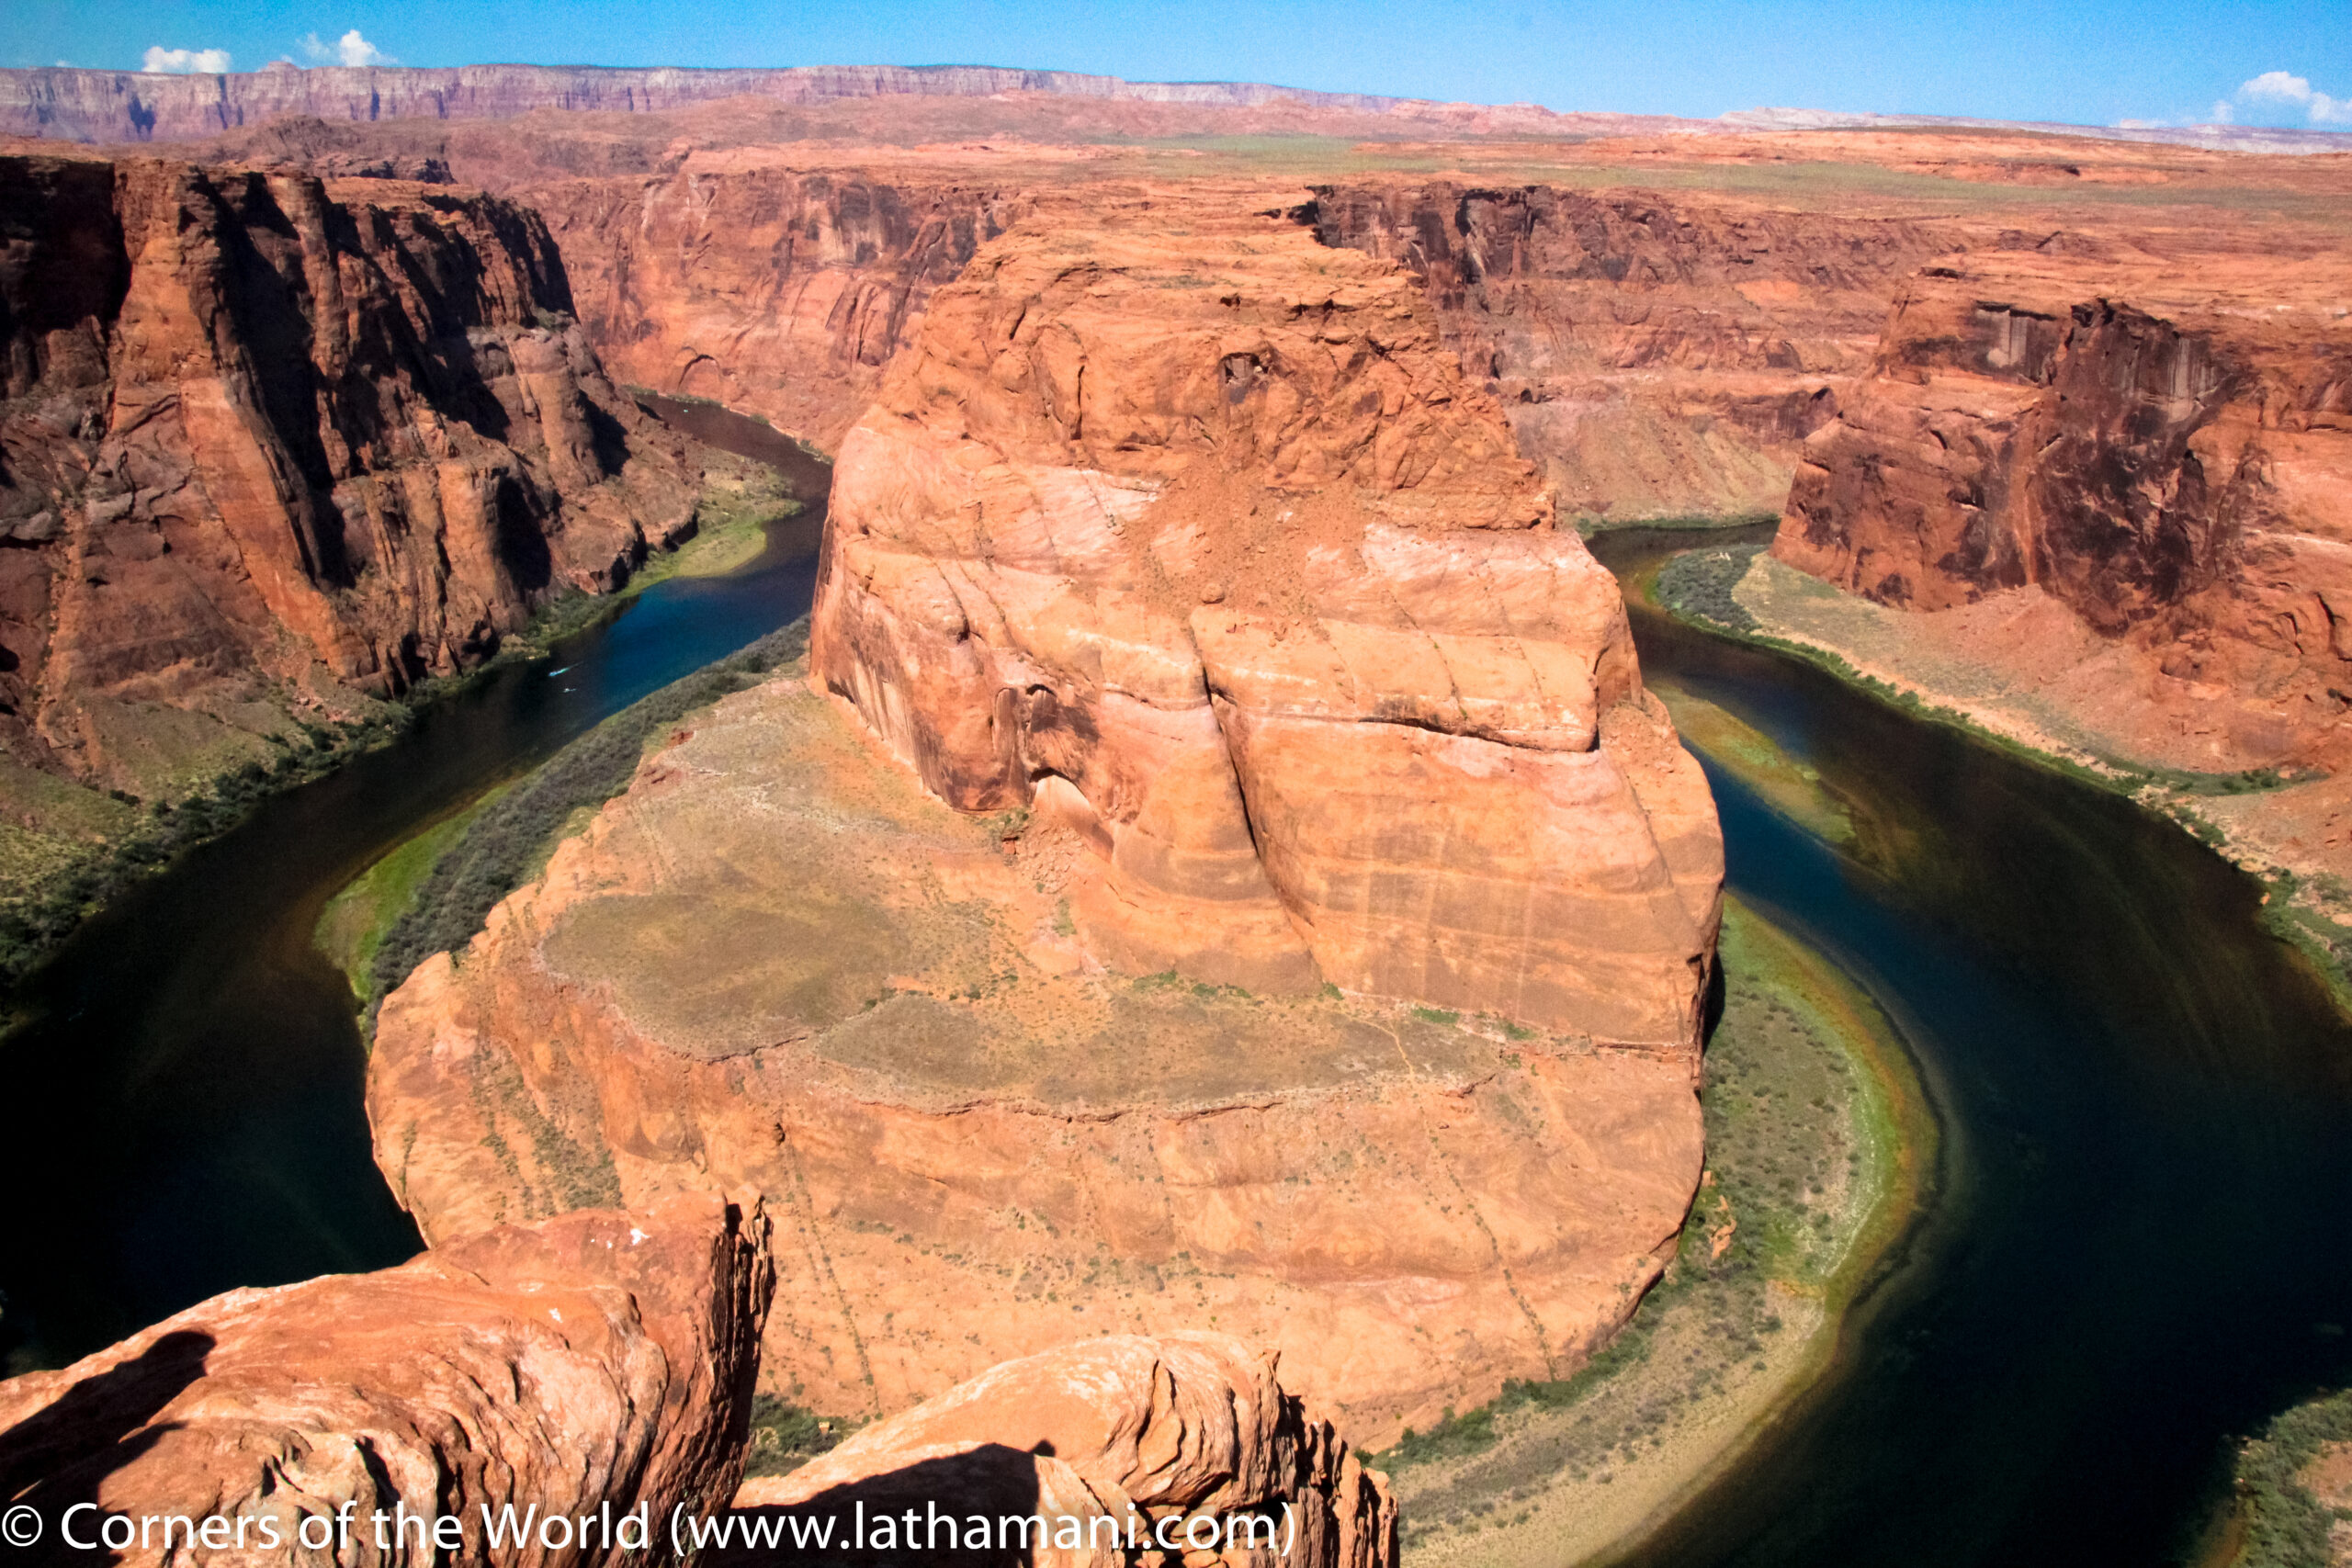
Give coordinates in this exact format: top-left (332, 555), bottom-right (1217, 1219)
top-left (361, 620), bottom-right (809, 1017)
top-left (314, 791), bottom-right (504, 1000)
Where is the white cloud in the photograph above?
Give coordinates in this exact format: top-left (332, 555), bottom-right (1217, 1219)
top-left (2220, 70), bottom-right (2352, 126)
top-left (141, 46), bottom-right (232, 73)
top-left (300, 29), bottom-right (395, 68)
top-left (2210, 99), bottom-right (2233, 124)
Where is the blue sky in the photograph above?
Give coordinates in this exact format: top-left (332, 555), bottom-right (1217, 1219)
top-left (8, 0), bottom-right (2349, 130)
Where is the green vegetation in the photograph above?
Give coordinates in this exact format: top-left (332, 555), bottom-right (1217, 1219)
top-left (2230, 1388), bottom-right (2352, 1568)
top-left (1653, 545), bottom-right (1764, 635)
top-left (313, 791), bottom-right (505, 998)
top-left (1650, 678), bottom-right (1855, 847)
top-left (2255, 871), bottom-right (2352, 1019)
top-left (742, 1393), bottom-right (856, 1479)
top-left (1574, 509), bottom-right (1781, 539)
top-left (356, 620), bottom-right (810, 1017)
top-left (1376, 901), bottom-right (1933, 1555)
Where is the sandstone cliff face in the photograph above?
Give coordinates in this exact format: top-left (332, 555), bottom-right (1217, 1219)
top-left (813, 197), bottom-right (1721, 1041)
top-left (726, 1335), bottom-right (1395, 1567)
top-left (0, 151), bottom-right (702, 796)
top-left (1773, 250), bottom-right (2352, 766)
top-left (0, 1193), bottom-right (773, 1566)
top-left (1307, 183), bottom-right (1954, 522)
top-left (529, 161), bottom-right (1033, 448)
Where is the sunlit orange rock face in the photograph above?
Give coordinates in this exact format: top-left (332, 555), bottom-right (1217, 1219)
top-left (724, 1335), bottom-right (1396, 1568)
top-left (1775, 248), bottom-right (2352, 769)
top-left (0, 1195), bottom-right (773, 1567)
top-left (0, 150), bottom-right (701, 791)
top-left (813, 196), bottom-right (1723, 1043)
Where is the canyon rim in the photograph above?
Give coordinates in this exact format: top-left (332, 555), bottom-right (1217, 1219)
top-left (0, 41), bottom-right (2347, 1568)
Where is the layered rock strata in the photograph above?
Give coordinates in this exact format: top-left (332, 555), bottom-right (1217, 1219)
top-left (0, 1193), bottom-right (773, 1566)
top-left (368, 660), bottom-right (1707, 1442)
top-left (813, 198), bottom-right (1722, 1039)
top-left (532, 161), bottom-right (1034, 447)
top-left (724, 1334), bottom-right (1395, 1567)
top-left (1773, 248), bottom-right (2352, 773)
top-left (1308, 182), bottom-right (1956, 522)
top-left (0, 150), bottom-right (704, 796)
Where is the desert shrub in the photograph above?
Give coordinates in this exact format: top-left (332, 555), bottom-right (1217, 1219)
top-left (742, 1393), bottom-right (852, 1478)
top-left (1655, 547), bottom-right (1764, 633)
top-left (2234, 1389), bottom-right (2352, 1568)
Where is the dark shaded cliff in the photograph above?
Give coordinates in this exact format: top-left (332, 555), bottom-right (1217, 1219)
top-left (0, 151), bottom-right (706, 812)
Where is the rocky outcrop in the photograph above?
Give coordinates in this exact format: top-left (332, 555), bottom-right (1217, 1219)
top-left (0, 1193), bottom-right (774, 1566)
top-left (814, 195), bottom-right (1721, 1040)
top-left (724, 1335), bottom-right (1395, 1567)
top-left (1306, 182), bottom-right (1954, 521)
top-left (530, 162), bottom-right (1033, 447)
top-left (1772, 248), bottom-right (2352, 769)
top-left (0, 150), bottom-right (705, 797)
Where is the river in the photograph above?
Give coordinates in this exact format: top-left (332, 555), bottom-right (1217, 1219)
top-left (0, 397), bottom-right (827, 1371)
top-left (1591, 525), bottom-right (2352, 1568)
top-left (2, 490), bottom-right (2346, 1565)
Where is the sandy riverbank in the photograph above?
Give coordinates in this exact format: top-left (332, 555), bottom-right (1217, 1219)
top-left (1383, 897), bottom-right (1934, 1564)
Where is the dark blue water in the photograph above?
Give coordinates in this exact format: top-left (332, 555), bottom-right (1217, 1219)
top-left (1597, 529), bottom-right (2352, 1568)
top-left (0, 408), bottom-right (827, 1371)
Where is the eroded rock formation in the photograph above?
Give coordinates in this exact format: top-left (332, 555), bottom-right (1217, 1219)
top-left (813, 196), bottom-right (1722, 1039)
top-left (1307, 182), bottom-right (1955, 521)
top-left (0, 150), bottom-right (705, 796)
top-left (368, 193), bottom-right (1713, 1444)
top-left (0, 1193), bottom-right (773, 1566)
top-left (1773, 248), bottom-right (2352, 770)
top-left (724, 1335), bottom-right (1395, 1567)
